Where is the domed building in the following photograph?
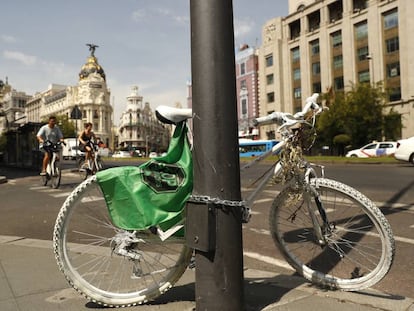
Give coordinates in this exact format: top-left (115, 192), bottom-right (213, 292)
top-left (118, 86), bottom-right (170, 156)
top-left (25, 44), bottom-right (113, 147)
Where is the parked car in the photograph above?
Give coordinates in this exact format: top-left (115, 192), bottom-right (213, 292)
top-left (394, 136), bottom-right (414, 165)
top-left (112, 151), bottom-right (132, 158)
top-left (345, 141), bottom-right (397, 158)
top-left (149, 152), bottom-right (158, 158)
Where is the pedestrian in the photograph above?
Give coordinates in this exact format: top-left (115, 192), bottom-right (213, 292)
top-left (36, 116), bottom-right (64, 175)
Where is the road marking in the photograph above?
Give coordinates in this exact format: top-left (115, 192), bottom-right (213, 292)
top-left (51, 192), bottom-right (72, 198)
top-left (247, 226), bottom-right (414, 245)
top-left (29, 186), bottom-right (47, 190)
top-left (243, 251), bottom-right (294, 271)
top-left (81, 196), bottom-right (104, 203)
top-left (254, 198), bottom-right (272, 204)
top-left (377, 202), bottom-right (414, 213)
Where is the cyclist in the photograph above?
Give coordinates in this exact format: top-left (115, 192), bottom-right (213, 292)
top-left (78, 122), bottom-right (96, 169)
top-left (36, 116), bottom-right (65, 175)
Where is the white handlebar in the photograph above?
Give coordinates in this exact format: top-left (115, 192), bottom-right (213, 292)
top-left (253, 93), bottom-right (321, 127)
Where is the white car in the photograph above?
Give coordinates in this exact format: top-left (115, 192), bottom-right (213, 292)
top-left (345, 141), bottom-right (397, 158)
top-left (394, 136), bottom-right (414, 165)
top-left (112, 151), bottom-right (132, 158)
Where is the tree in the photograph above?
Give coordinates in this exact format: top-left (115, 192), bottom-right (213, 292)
top-left (40, 115), bottom-right (77, 138)
top-left (317, 82), bottom-right (399, 153)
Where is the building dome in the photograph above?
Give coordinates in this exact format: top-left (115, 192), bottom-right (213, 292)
top-left (79, 55), bottom-right (106, 81)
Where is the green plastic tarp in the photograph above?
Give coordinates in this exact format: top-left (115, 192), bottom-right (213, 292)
top-left (96, 121), bottom-right (193, 231)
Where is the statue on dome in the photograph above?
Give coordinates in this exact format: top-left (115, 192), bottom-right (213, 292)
top-left (86, 43), bottom-right (99, 56)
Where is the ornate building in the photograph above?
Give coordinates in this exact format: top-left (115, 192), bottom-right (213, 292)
top-left (235, 44), bottom-right (260, 139)
top-left (0, 78), bottom-right (31, 133)
top-left (25, 45), bottom-right (113, 146)
top-left (118, 86), bottom-right (170, 155)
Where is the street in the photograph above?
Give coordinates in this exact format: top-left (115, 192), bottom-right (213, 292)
top-left (0, 161), bottom-right (413, 299)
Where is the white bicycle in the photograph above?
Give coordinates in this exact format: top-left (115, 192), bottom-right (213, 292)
top-left (53, 94), bottom-right (395, 307)
top-left (41, 140), bottom-right (64, 189)
top-left (78, 141), bottom-right (104, 180)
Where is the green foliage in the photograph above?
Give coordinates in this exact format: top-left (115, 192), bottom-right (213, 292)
top-left (57, 115), bottom-right (77, 137)
top-left (317, 83), bottom-right (400, 150)
top-left (333, 134), bottom-right (351, 145)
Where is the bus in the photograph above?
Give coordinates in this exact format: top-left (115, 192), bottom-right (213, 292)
top-left (239, 139), bottom-right (278, 157)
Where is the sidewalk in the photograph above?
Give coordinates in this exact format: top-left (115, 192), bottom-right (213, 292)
top-left (0, 236), bottom-right (413, 311)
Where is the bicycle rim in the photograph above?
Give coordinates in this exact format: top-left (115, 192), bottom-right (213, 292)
top-left (270, 178), bottom-right (394, 291)
top-left (53, 176), bottom-right (192, 307)
top-left (78, 160), bottom-right (88, 180)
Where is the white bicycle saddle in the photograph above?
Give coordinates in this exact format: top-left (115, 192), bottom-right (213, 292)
top-left (155, 106), bottom-right (193, 124)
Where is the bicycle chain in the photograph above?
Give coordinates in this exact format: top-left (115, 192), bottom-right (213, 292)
top-left (188, 195), bottom-right (251, 223)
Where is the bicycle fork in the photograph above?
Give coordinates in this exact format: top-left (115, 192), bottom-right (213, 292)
top-left (303, 167), bottom-right (331, 247)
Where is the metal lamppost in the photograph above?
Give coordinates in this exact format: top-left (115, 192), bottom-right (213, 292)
top-left (188, 1), bottom-right (244, 310)
top-left (70, 105), bottom-right (82, 160)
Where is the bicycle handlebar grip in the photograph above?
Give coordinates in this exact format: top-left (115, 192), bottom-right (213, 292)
top-left (253, 112), bottom-right (285, 126)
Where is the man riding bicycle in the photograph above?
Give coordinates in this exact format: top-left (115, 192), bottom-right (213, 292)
top-left (36, 116), bottom-right (65, 176)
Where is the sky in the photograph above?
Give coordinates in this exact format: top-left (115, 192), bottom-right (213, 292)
top-left (0, 0), bottom-right (288, 125)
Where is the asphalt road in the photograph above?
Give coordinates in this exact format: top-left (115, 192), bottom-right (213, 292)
top-left (0, 160), bottom-right (413, 298)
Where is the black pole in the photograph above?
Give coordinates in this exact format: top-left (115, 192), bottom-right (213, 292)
top-left (189, 0), bottom-right (244, 310)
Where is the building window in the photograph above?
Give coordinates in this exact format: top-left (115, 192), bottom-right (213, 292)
top-left (313, 82), bottom-right (322, 93)
top-left (334, 76), bottom-right (344, 90)
top-left (266, 74), bottom-right (274, 85)
top-left (386, 37), bottom-right (399, 53)
top-left (358, 70), bottom-right (370, 83)
top-left (241, 98), bottom-right (247, 115)
top-left (331, 31), bottom-right (342, 48)
top-left (386, 62), bottom-right (400, 78)
top-left (240, 62), bottom-right (246, 75)
top-left (265, 54), bottom-right (273, 67)
top-left (357, 46), bottom-right (369, 61)
top-left (267, 92), bottom-right (275, 103)
top-left (293, 68), bottom-right (301, 80)
top-left (355, 21), bottom-right (368, 39)
top-left (293, 87), bottom-right (302, 99)
top-left (312, 62), bottom-right (321, 75)
top-left (389, 87), bottom-right (401, 101)
top-left (310, 39), bottom-right (320, 55)
top-left (384, 9), bottom-right (398, 30)
top-left (240, 79), bottom-right (246, 89)
top-left (333, 55), bottom-right (343, 68)
top-left (291, 47), bottom-right (300, 62)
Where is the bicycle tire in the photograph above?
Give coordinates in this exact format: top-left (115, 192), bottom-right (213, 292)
top-left (41, 174), bottom-right (48, 186)
top-left (51, 165), bottom-right (61, 189)
top-left (269, 177), bottom-right (395, 291)
top-left (96, 159), bottom-right (104, 171)
top-left (78, 159), bottom-right (89, 180)
top-left (53, 175), bottom-right (192, 307)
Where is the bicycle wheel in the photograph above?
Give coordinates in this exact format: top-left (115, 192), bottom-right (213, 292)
top-left (41, 174), bottom-right (48, 186)
top-left (96, 159), bottom-right (104, 171)
top-left (51, 164), bottom-right (61, 189)
top-left (269, 178), bottom-right (395, 291)
top-left (78, 159), bottom-right (89, 180)
top-left (53, 175), bottom-right (192, 307)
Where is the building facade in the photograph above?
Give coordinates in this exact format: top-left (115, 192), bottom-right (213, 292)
top-left (259, 0), bottom-right (414, 140)
top-left (25, 48), bottom-right (113, 147)
top-left (186, 44), bottom-right (260, 138)
top-left (235, 44), bottom-right (260, 139)
top-left (0, 78), bottom-right (31, 132)
top-left (118, 86), bottom-right (170, 155)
